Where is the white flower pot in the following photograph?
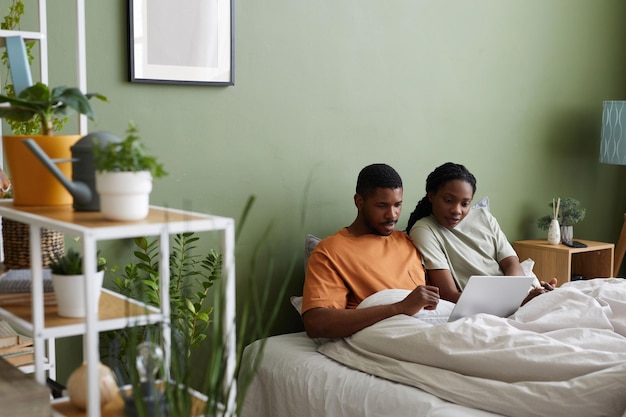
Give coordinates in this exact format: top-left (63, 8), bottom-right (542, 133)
top-left (547, 219), bottom-right (561, 245)
top-left (95, 171), bottom-right (153, 221)
top-left (51, 270), bottom-right (104, 318)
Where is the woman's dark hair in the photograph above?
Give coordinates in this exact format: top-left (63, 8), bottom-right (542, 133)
top-left (405, 162), bottom-right (477, 232)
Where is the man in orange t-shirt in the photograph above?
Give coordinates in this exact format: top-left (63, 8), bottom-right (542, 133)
top-left (302, 163), bottom-right (440, 339)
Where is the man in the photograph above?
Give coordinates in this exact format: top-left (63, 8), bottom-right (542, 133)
top-left (302, 163), bottom-right (440, 339)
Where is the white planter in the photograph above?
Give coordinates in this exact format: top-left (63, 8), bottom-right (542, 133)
top-left (547, 219), bottom-right (561, 245)
top-left (95, 171), bottom-right (153, 221)
top-left (51, 270), bottom-right (104, 318)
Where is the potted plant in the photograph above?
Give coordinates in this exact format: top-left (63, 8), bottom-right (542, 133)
top-left (537, 197), bottom-right (586, 243)
top-left (0, 82), bottom-right (107, 206)
top-left (93, 122), bottom-right (167, 221)
top-left (49, 247), bottom-right (106, 318)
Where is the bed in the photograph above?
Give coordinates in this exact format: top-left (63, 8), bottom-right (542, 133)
top-left (240, 278), bottom-right (626, 417)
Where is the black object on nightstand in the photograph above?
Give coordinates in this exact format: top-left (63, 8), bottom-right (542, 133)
top-left (562, 240), bottom-right (588, 248)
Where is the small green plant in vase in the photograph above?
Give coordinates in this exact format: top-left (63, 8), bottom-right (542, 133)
top-left (49, 247), bottom-right (107, 275)
top-left (93, 122), bottom-right (167, 221)
top-left (49, 248), bottom-right (107, 318)
top-left (93, 121), bottom-right (167, 177)
top-left (537, 197), bottom-right (586, 243)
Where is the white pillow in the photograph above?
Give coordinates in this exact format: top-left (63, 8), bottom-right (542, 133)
top-left (358, 289), bottom-right (455, 320)
top-left (291, 234), bottom-right (322, 316)
top-left (290, 295), bottom-right (303, 315)
top-left (471, 196), bottom-right (490, 211)
top-left (304, 234), bottom-right (321, 269)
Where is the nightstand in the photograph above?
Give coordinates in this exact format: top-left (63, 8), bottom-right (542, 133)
top-left (512, 239), bottom-right (615, 286)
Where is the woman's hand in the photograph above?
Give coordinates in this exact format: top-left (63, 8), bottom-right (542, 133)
top-left (521, 278), bottom-right (558, 305)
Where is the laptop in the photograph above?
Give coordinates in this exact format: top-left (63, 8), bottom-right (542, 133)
top-left (422, 275), bottom-right (535, 324)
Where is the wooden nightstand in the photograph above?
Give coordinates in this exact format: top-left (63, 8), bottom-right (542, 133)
top-left (512, 239), bottom-right (615, 286)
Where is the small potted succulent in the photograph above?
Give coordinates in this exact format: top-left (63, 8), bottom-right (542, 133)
top-left (93, 122), bottom-right (167, 221)
top-left (537, 198), bottom-right (586, 243)
top-left (0, 82), bottom-right (107, 206)
top-left (49, 248), bottom-right (107, 318)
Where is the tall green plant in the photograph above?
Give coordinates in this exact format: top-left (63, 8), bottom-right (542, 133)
top-left (105, 232), bottom-right (221, 373)
top-left (102, 194), bottom-right (298, 417)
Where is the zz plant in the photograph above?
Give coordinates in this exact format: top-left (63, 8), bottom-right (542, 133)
top-left (101, 195), bottom-right (296, 417)
top-left (105, 232), bottom-right (221, 366)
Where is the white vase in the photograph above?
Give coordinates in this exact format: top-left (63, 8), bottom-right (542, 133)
top-left (547, 219), bottom-right (561, 245)
top-left (51, 270), bottom-right (104, 318)
top-left (95, 171), bottom-right (153, 221)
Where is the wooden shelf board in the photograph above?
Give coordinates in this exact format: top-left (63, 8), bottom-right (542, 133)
top-left (0, 290), bottom-right (160, 337)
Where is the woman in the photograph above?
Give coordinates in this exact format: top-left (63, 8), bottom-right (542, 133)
top-left (406, 162), bottom-right (554, 303)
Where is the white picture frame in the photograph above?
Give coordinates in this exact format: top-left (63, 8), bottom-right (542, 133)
top-left (129, 0), bottom-right (234, 86)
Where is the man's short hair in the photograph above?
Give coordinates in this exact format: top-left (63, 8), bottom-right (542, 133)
top-left (356, 163), bottom-right (403, 198)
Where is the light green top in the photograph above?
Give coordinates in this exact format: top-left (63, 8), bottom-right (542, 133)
top-left (408, 208), bottom-right (517, 290)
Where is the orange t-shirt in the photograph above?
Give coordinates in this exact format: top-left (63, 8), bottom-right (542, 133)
top-left (301, 228), bottom-right (425, 314)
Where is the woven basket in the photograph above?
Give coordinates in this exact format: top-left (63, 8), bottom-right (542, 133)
top-left (2, 218), bottom-right (65, 269)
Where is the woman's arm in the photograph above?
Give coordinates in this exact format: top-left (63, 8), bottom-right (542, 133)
top-left (427, 269), bottom-right (461, 303)
top-left (432, 256), bottom-right (524, 303)
top-left (499, 255), bottom-right (524, 276)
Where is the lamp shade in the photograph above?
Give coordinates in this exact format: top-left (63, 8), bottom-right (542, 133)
top-left (600, 100), bottom-right (626, 165)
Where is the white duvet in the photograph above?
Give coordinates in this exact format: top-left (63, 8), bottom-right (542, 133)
top-left (318, 279), bottom-right (626, 417)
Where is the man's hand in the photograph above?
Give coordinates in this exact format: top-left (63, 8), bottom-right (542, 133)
top-left (521, 277), bottom-right (558, 306)
top-left (396, 285), bottom-right (440, 316)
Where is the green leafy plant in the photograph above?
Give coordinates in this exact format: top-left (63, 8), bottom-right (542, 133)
top-left (111, 233), bottom-right (221, 354)
top-left (93, 122), bottom-right (167, 178)
top-left (101, 195), bottom-right (297, 417)
top-left (0, 82), bottom-right (107, 135)
top-left (49, 247), bottom-right (107, 275)
top-left (537, 197), bottom-right (586, 230)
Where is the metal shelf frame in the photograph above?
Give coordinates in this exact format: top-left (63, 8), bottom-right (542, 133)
top-left (0, 201), bottom-right (236, 417)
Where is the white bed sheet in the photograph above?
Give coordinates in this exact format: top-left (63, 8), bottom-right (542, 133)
top-left (319, 279), bottom-right (626, 417)
top-left (240, 332), bottom-right (502, 417)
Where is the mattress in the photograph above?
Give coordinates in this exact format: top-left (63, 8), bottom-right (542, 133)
top-left (240, 332), bottom-right (502, 417)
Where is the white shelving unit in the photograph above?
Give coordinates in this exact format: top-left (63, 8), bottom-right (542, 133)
top-left (0, 201), bottom-right (236, 417)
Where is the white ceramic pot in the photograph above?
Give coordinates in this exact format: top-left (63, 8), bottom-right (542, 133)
top-left (95, 171), bottom-right (153, 221)
top-left (51, 270), bottom-right (104, 318)
top-left (547, 219), bottom-right (561, 245)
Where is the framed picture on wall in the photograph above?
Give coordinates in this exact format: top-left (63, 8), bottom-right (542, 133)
top-left (128, 0), bottom-right (234, 86)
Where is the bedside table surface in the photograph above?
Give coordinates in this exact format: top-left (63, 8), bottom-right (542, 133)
top-left (514, 239), bottom-right (614, 252)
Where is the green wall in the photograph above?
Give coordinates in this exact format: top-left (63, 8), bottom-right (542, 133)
top-left (5, 0), bottom-right (626, 382)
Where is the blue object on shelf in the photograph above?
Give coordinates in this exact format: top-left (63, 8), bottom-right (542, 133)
top-left (5, 36), bottom-right (33, 95)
